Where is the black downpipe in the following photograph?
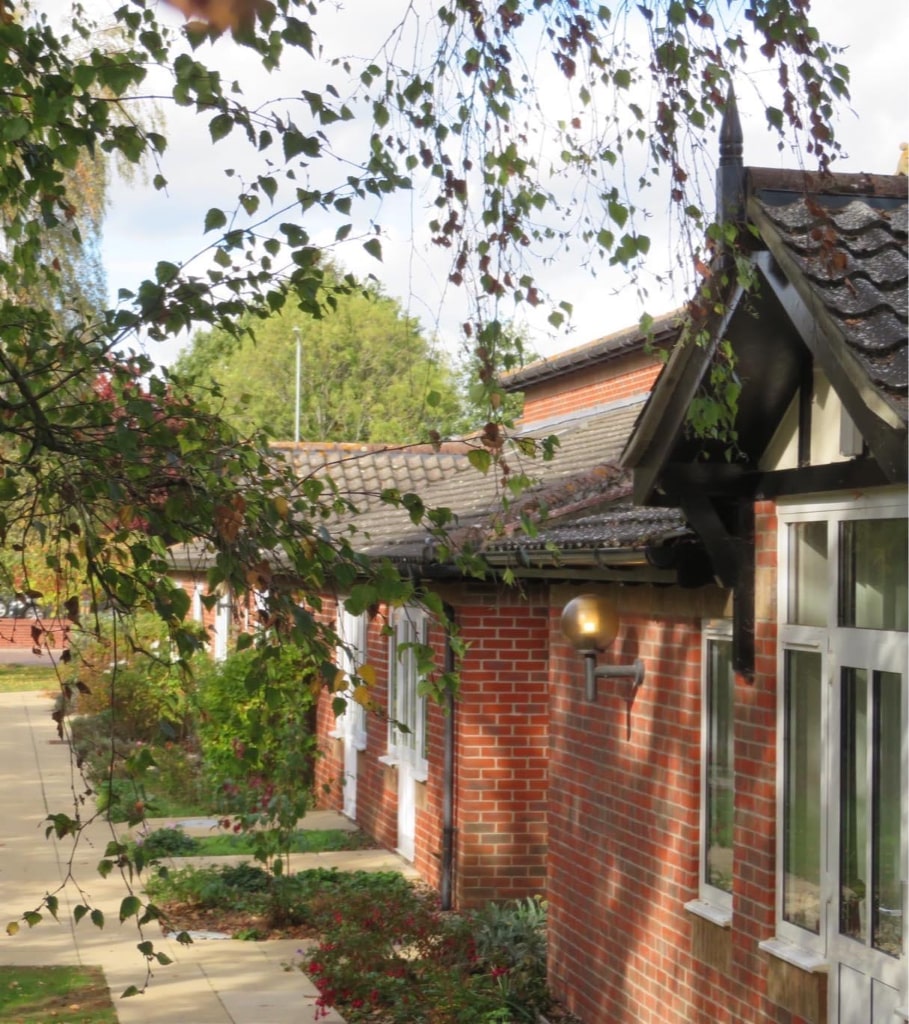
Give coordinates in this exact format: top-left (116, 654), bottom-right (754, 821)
top-left (440, 603), bottom-right (456, 911)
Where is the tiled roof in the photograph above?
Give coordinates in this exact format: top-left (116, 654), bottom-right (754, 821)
top-left (485, 505), bottom-right (690, 555)
top-left (258, 398), bottom-right (696, 569)
top-left (749, 184), bottom-right (908, 418)
top-left (271, 441), bottom-right (473, 513)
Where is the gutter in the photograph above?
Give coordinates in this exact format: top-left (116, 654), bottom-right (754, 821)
top-left (440, 602), bottom-right (456, 912)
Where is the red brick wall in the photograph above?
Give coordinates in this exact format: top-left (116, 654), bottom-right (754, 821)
top-left (547, 532), bottom-right (810, 1024)
top-left (520, 355), bottom-right (661, 425)
top-left (451, 584), bottom-right (550, 906)
top-left (313, 585), bottom-right (551, 909)
top-left (0, 618), bottom-right (69, 650)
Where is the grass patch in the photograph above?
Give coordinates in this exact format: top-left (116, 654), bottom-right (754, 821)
top-left (0, 965), bottom-right (117, 1023)
top-left (0, 664), bottom-right (60, 694)
top-left (137, 824), bottom-right (376, 860)
top-left (193, 827), bottom-right (375, 856)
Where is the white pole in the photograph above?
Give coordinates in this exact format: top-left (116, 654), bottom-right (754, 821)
top-left (293, 325), bottom-right (301, 444)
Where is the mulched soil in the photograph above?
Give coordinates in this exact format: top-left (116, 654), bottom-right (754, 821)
top-left (160, 901), bottom-right (317, 940)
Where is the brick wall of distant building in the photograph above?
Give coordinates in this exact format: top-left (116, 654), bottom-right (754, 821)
top-left (0, 618), bottom-right (69, 650)
top-left (519, 354), bottom-right (662, 425)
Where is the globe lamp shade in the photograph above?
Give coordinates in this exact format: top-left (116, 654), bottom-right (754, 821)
top-left (560, 594), bottom-right (619, 652)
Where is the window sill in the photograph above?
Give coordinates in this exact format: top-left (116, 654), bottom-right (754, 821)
top-left (328, 729), bottom-right (343, 740)
top-left (684, 899), bottom-right (731, 928)
top-left (758, 937), bottom-right (829, 973)
top-left (378, 754), bottom-right (398, 768)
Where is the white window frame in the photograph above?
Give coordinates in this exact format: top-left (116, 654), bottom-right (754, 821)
top-left (772, 488), bottom-right (908, 960)
top-left (384, 606), bottom-right (428, 781)
top-left (692, 619), bottom-right (735, 923)
top-left (335, 605), bottom-right (368, 751)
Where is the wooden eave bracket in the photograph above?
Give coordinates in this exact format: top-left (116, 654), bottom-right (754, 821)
top-left (678, 491), bottom-right (740, 589)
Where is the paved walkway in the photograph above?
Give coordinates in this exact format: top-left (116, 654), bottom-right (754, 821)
top-left (0, 690), bottom-right (417, 1023)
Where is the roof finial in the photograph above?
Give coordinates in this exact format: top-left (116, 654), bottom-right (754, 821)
top-left (716, 84), bottom-right (745, 223)
top-left (898, 142), bottom-right (908, 176)
top-left (719, 86), bottom-right (743, 166)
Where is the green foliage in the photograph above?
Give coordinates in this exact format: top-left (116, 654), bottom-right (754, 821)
top-left (174, 271), bottom-right (464, 443)
top-left (134, 825), bottom-right (200, 860)
top-left (193, 646), bottom-right (320, 891)
top-left (146, 863), bottom-right (414, 934)
top-left (472, 897), bottom-right (550, 1020)
top-left (71, 614), bottom-right (198, 743)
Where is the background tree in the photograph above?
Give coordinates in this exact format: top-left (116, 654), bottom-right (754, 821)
top-left (173, 273), bottom-right (464, 443)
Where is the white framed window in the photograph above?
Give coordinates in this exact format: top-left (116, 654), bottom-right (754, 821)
top-left (336, 606), bottom-right (368, 751)
top-left (772, 489), bottom-right (908, 974)
top-left (386, 606), bottom-right (428, 781)
top-left (695, 620), bottom-right (735, 921)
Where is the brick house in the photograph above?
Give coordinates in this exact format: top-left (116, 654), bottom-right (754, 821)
top-left (170, 116), bottom-right (907, 1020)
top-left (305, 332), bottom-right (699, 908)
top-left (309, 136), bottom-right (907, 1022)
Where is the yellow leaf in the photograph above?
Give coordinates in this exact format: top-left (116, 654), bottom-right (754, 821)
top-left (6, 921), bottom-right (19, 936)
top-left (332, 670), bottom-right (347, 693)
top-left (356, 664), bottom-right (376, 687)
top-left (352, 687), bottom-right (372, 709)
top-left (273, 496), bottom-right (289, 519)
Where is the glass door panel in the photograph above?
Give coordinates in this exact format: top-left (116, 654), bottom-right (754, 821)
top-left (784, 648), bottom-right (823, 934)
top-left (872, 670), bottom-right (903, 958)
top-left (840, 668), bottom-right (869, 943)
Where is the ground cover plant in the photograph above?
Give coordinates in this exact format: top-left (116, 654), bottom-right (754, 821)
top-left (0, 965), bottom-right (117, 1024)
top-left (303, 889), bottom-right (551, 1023)
top-left (147, 860), bottom-right (550, 1021)
top-left (147, 864), bottom-right (414, 938)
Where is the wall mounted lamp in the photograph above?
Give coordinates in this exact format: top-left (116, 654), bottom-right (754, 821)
top-left (560, 593), bottom-right (645, 703)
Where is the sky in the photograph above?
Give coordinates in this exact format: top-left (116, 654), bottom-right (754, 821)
top-left (92, 0), bottom-right (909, 371)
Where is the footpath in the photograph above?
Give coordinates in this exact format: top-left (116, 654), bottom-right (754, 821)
top-left (0, 690), bottom-right (417, 1024)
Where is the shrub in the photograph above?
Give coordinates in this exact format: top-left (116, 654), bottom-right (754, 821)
top-left (194, 644), bottom-right (321, 883)
top-left (472, 897), bottom-right (550, 1021)
top-left (303, 887), bottom-right (551, 1023)
top-left (70, 613), bottom-right (199, 743)
top-left (133, 825), bottom-right (200, 861)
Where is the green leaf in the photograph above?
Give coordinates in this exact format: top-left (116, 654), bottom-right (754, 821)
top-left (73, 905), bottom-right (89, 925)
top-left (204, 208), bottom-right (227, 233)
top-left (363, 238), bottom-right (382, 261)
top-left (24, 912), bottom-right (42, 928)
top-left (608, 200), bottom-right (628, 228)
top-left (209, 113), bottom-right (233, 142)
top-left (283, 129), bottom-right (320, 161)
top-left (467, 449), bottom-right (492, 474)
top-left (122, 986), bottom-right (141, 998)
top-left (119, 896), bottom-right (142, 923)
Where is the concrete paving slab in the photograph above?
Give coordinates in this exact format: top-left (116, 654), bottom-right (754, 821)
top-left (0, 690), bottom-right (412, 1022)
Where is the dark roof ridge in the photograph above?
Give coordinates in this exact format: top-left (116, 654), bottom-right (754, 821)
top-left (747, 166), bottom-right (909, 201)
top-left (501, 309), bottom-right (682, 391)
